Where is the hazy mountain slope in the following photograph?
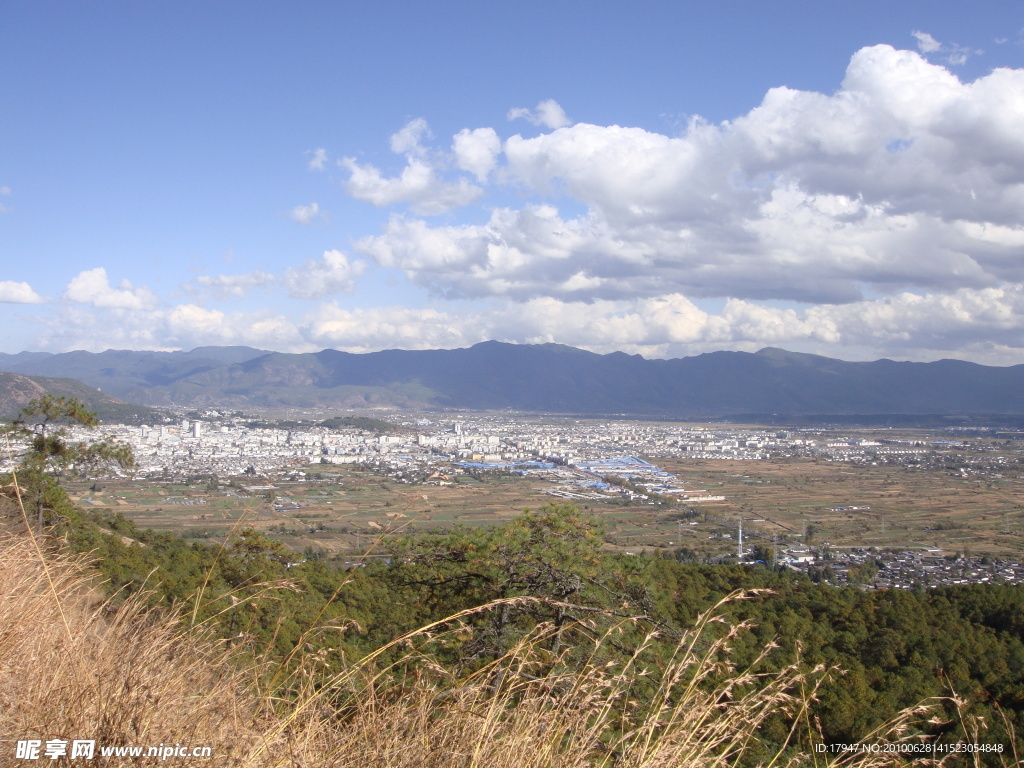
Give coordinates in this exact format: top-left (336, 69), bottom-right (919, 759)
top-left (0, 372), bottom-right (163, 423)
top-left (0, 347), bottom-right (268, 401)
top-left (1, 342), bottom-right (1022, 416)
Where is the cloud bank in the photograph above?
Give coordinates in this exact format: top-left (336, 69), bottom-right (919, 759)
top-left (24, 43), bottom-right (1024, 365)
top-left (330, 45), bottom-right (1024, 363)
top-left (357, 47), bottom-right (1024, 309)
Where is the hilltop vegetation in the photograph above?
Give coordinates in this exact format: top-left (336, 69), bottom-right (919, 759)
top-left (2, 520), bottom-right (927, 768)
top-left (4, 488), bottom-right (1022, 763)
top-left (319, 415), bottom-right (411, 433)
top-left (3, 398), bottom-right (1023, 764)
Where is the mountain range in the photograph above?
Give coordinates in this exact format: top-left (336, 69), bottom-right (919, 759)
top-left (0, 342), bottom-right (1022, 418)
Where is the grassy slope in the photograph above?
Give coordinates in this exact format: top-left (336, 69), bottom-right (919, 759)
top-left (0, 518), bottom-right (934, 767)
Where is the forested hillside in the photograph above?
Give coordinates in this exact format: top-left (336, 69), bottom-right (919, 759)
top-left (13, 486), bottom-right (1021, 762)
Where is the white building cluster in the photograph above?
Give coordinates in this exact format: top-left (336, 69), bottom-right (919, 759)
top-left (3, 412), bottom-right (1009, 495)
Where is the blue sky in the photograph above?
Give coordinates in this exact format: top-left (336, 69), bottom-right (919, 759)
top-left (3, 1), bottom-right (1024, 364)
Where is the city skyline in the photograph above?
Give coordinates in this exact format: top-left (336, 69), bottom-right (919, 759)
top-left (3, 2), bottom-right (1024, 365)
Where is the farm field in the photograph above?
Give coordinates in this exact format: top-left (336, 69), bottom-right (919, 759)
top-left (64, 467), bottom-right (553, 556)
top-left (657, 457), bottom-right (1024, 556)
top-left (64, 454), bottom-right (1024, 558)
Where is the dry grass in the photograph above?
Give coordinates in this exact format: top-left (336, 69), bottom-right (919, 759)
top-left (0, 532), bottom-right (276, 765)
top-left (0, 515), bottom-right (942, 766)
top-left (262, 599), bottom-right (943, 768)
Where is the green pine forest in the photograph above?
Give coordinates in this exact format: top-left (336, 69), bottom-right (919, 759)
top-left (15, 492), bottom-right (1020, 758)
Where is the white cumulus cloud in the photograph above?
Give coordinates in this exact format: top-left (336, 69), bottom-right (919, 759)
top-left (35, 301), bottom-right (311, 353)
top-left (187, 251), bottom-right (366, 302)
top-left (389, 117), bottom-right (432, 156)
top-left (452, 127), bottom-right (501, 182)
top-left (27, 279), bottom-right (1024, 365)
top-left (62, 268), bottom-right (158, 310)
top-left (284, 250), bottom-right (367, 299)
top-left (288, 202), bottom-right (325, 225)
top-left (910, 30), bottom-right (979, 66)
top-left (193, 271), bottom-right (275, 299)
top-left (508, 99), bottom-right (572, 129)
top-left (294, 286), bottom-right (1024, 364)
top-left (912, 30), bottom-right (942, 53)
top-left (166, 305), bottom-right (307, 350)
top-left (303, 303), bottom-right (479, 352)
top-left (342, 119), bottom-right (484, 215)
top-left (350, 45), bottom-right (1024, 313)
top-left (0, 280), bottom-right (45, 304)
top-left (307, 148), bottom-right (329, 171)
top-left (342, 157), bottom-right (483, 215)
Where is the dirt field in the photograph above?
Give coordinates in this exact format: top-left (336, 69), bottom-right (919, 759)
top-left (658, 458), bottom-right (1024, 556)
top-left (63, 454), bottom-right (1024, 558)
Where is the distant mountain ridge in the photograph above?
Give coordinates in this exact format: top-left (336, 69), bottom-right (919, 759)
top-left (1, 342), bottom-right (1022, 417)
